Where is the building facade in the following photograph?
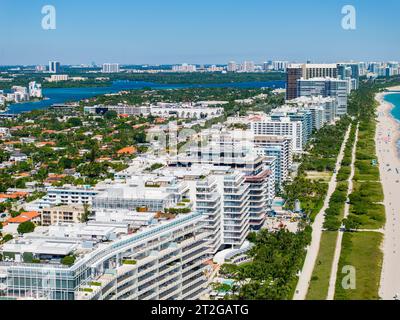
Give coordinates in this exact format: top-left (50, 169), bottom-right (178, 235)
top-left (0, 213), bottom-right (209, 300)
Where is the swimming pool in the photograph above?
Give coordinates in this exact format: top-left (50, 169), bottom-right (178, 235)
top-left (223, 279), bottom-right (235, 287)
top-left (273, 199), bottom-right (286, 207)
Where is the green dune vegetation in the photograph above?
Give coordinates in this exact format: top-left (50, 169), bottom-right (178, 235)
top-left (334, 231), bottom-right (383, 300)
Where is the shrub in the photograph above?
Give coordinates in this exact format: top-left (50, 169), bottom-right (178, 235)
top-left (17, 221), bottom-right (35, 234)
top-left (2, 234), bottom-right (13, 243)
top-left (61, 255), bottom-right (76, 266)
top-left (122, 259), bottom-right (137, 265)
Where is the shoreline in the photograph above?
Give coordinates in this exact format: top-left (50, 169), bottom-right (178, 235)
top-left (3, 80), bottom-right (285, 115)
top-left (0, 97), bottom-right (48, 114)
top-left (378, 91), bottom-right (400, 156)
top-left (376, 89), bottom-right (400, 300)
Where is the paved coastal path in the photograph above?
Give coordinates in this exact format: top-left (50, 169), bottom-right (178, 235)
top-left (326, 124), bottom-right (358, 300)
top-left (293, 126), bottom-right (351, 300)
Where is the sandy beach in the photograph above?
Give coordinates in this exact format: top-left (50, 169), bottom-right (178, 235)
top-left (376, 89), bottom-right (400, 300)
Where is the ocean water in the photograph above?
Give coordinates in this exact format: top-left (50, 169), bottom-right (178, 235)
top-left (385, 92), bottom-right (400, 122)
top-left (384, 93), bottom-right (400, 152)
top-left (5, 80), bottom-right (285, 114)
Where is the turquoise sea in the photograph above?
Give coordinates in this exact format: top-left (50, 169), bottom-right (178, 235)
top-left (4, 80), bottom-right (285, 114)
top-left (384, 92), bottom-right (400, 150)
top-left (385, 92), bottom-right (400, 122)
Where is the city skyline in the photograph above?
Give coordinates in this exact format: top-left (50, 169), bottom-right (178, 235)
top-left (2, 0), bottom-right (400, 305)
top-left (1, 0), bottom-right (400, 65)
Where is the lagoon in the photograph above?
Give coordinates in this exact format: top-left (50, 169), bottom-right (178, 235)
top-left (5, 80), bottom-right (285, 114)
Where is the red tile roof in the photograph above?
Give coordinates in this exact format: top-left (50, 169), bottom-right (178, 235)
top-left (7, 211), bottom-right (40, 224)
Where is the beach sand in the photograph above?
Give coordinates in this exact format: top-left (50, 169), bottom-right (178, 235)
top-left (386, 85), bottom-right (400, 92)
top-left (376, 89), bottom-right (400, 300)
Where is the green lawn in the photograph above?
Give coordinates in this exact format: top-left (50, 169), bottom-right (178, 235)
top-left (334, 231), bottom-right (383, 300)
top-left (306, 231), bottom-right (338, 300)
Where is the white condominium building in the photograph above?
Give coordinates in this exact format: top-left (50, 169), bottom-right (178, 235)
top-left (227, 61), bottom-right (238, 72)
top-left (242, 61), bottom-right (255, 72)
top-left (84, 103), bottom-right (224, 120)
top-left (92, 177), bottom-right (189, 213)
top-left (248, 114), bottom-right (303, 152)
top-left (0, 212), bottom-right (209, 300)
top-left (196, 176), bottom-right (222, 255)
top-left (28, 82), bottom-right (43, 98)
top-left (253, 135), bottom-right (293, 188)
top-left (286, 96), bottom-right (337, 124)
top-left (42, 185), bottom-right (101, 207)
top-left (222, 171), bottom-right (250, 246)
top-left (200, 129), bottom-right (292, 190)
top-left (84, 105), bottom-right (151, 116)
top-left (47, 74), bottom-right (69, 82)
top-left (272, 61), bottom-right (289, 72)
top-left (150, 105), bottom-right (224, 120)
top-left (48, 61), bottom-right (60, 73)
top-left (297, 77), bottom-right (349, 116)
top-left (102, 63), bottom-right (120, 73)
top-left (172, 64), bottom-right (197, 73)
top-left (170, 141), bottom-right (273, 232)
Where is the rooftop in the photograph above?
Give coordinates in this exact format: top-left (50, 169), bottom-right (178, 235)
top-left (6, 211), bottom-right (40, 224)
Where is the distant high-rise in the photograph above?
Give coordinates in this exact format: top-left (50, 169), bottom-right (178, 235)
top-left (297, 77), bottom-right (349, 116)
top-left (262, 61), bottom-right (271, 71)
top-left (303, 64), bottom-right (338, 79)
top-left (272, 61), bottom-right (289, 72)
top-left (102, 63), bottom-right (120, 73)
top-left (241, 61), bottom-right (255, 73)
top-left (35, 65), bottom-right (46, 72)
top-left (172, 63), bottom-right (196, 73)
top-left (227, 61), bottom-right (238, 72)
top-left (48, 61), bottom-right (61, 74)
top-left (28, 81), bottom-right (42, 98)
top-left (286, 63), bottom-right (338, 100)
top-left (337, 63), bottom-right (359, 79)
top-left (286, 65), bottom-right (303, 100)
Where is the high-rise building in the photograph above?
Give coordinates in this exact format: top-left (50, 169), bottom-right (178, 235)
top-left (196, 177), bottom-right (222, 255)
top-left (270, 106), bottom-right (313, 147)
top-left (262, 61), bottom-right (272, 71)
top-left (253, 136), bottom-right (293, 189)
top-left (249, 114), bottom-right (304, 152)
top-left (303, 64), bottom-right (338, 79)
top-left (172, 142), bottom-right (270, 232)
top-left (286, 63), bottom-right (339, 100)
top-left (297, 77), bottom-right (349, 116)
top-left (0, 212), bottom-right (209, 300)
top-left (35, 65), bottom-right (46, 72)
top-left (102, 63), bottom-right (120, 73)
top-left (48, 61), bottom-right (61, 73)
top-left (337, 63), bottom-right (360, 90)
top-left (28, 81), bottom-right (43, 98)
top-left (227, 61), bottom-right (238, 72)
top-left (242, 61), bottom-right (255, 72)
top-left (286, 65), bottom-right (303, 100)
top-left (272, 61), bottom-right (289, 72)
top-left (287, 96), bottom-right (337, 124)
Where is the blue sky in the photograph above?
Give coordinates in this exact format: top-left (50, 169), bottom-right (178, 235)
top-left (0, 0), bottom-right (399, 65)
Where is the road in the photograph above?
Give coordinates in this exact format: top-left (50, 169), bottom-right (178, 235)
top-left (326, 124), bottom-right (358, 300)
top-left (293, 126), bottom-right (351, 300)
